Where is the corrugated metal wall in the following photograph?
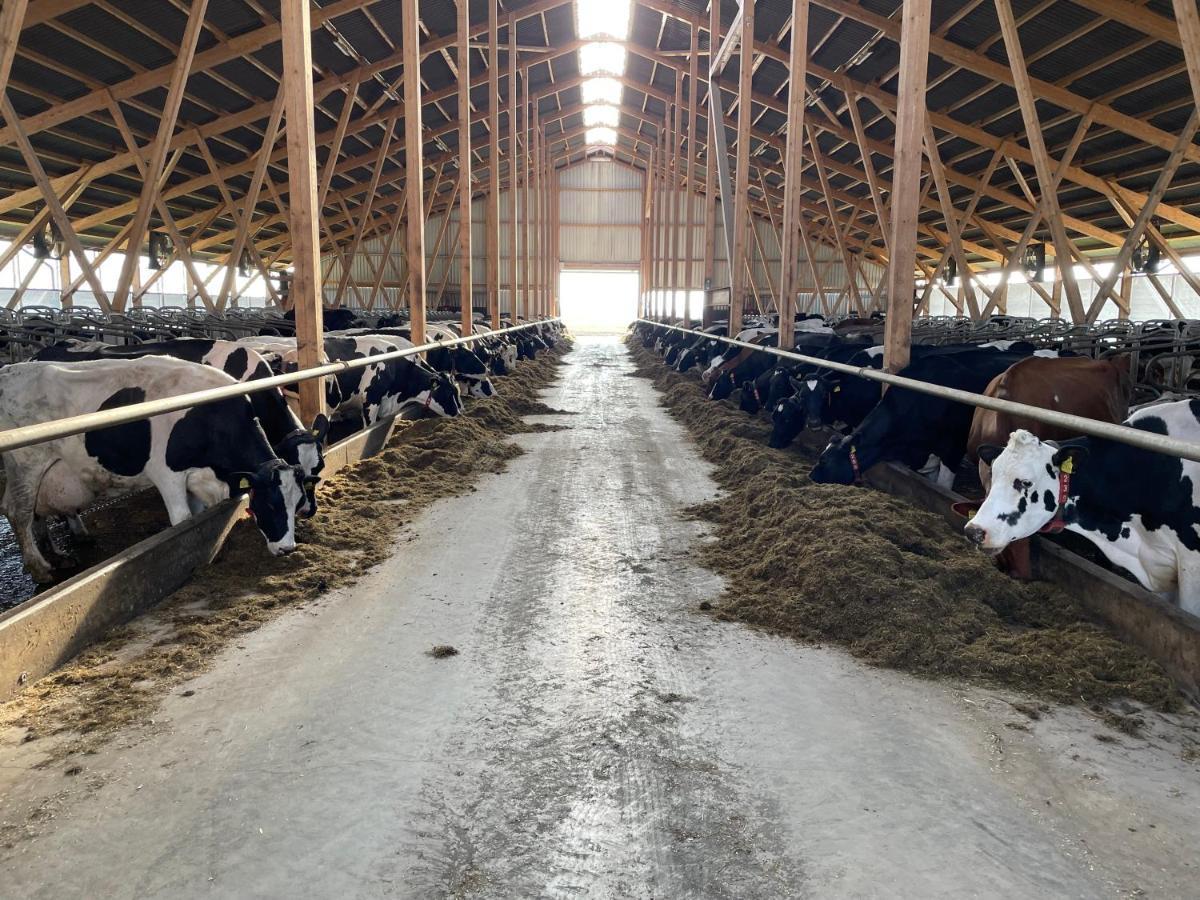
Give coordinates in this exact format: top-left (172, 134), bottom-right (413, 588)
top-left (325, 157), bottom-right (885, 316)
top-left (558, 161), bottom-right (642, 267)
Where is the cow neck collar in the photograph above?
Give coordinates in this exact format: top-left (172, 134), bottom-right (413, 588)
top-left (849, 444), bottom-right (864, 484)
top-left (1039, 457), bottom-right (1075, 534)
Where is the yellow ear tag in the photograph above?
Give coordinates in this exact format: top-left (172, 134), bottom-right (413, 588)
top-left (239, 477), bottom-right (251, 490)
top-left (833, 386), bottom-right (841, 392)
top-left (311, 427), bottom-right (320, 436)
top-left (1059, 457), bottom-right (1074, 475)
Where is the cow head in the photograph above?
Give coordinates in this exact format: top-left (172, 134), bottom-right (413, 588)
top-left (461, 373), bottom-right (495, 399)
top-left (792, 375), bottom-right (835, 431)
top-left (423, 372), bottom-right (462, 416)
top-left (964, 430), bottom-right (1086, 553)
top-left (273, 413), bottom-right (329, 518)
top-left (737, 379), bottom-right (762, 414)
top-left (231, 460), bottom-right (306, 555)
top-left (708, 371), bottom-right (736, 401)
top-left (809, 434), bottom-right (862, 485)
top-left (665, 344), bottom-right (681, 366)
top-left (768, 395), bottom-right (806, 449)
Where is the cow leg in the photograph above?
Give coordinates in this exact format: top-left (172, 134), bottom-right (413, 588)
top-left (3, 472), bottom-right (57, 584)
top-left (154, 476), bottom-right (195, 526)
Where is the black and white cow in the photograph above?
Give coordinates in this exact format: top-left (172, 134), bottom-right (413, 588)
top-left (335, 328), bottom-right (497, 398)
top-left (35, 338), bottom-right (328, 516)
top-left (964, 401), bottom-right (1200, 616)
top-left (323, 335), bottom-right (462, 427)
top-left (0, 357), bottom-right (307, 582)
top-left (808, 349), bottom-right (1033, 489)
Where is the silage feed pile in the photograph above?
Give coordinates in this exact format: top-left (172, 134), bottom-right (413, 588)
top-left (2, 345), bottom-right (571, 750)
top-left (626, 338), bottom-right (1178, 710)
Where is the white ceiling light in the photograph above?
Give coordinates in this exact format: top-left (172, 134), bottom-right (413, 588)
top-left (581, 77), bottom-right (622, 105)
top-left (586, 126), bottom-right (618, 146)
top-left (576, 0), bottom-right (632, 41)
top-left (583, 104), bottom-right (620, 127)
top-left (579, 41), bottom-right (627, 76)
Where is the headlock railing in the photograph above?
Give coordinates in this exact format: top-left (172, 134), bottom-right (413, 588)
top-left (0, 318), bottom-right (560, 455)
top-left (637, 319), bottom-right (1200, 465)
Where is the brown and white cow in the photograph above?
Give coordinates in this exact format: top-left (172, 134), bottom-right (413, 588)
top-left (964, 355), bottom-right (1131, 577)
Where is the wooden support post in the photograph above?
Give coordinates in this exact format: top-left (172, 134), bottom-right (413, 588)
top-left (532, 99), bottom-right (541, 317)
top-left (508, 24), bottom-right (518, 320)
top-left (667, 77), bottom-right (680, 320)
top-left (486, 0), bottom-right (500, 328)
top-left (778, 0), bottom-right (809, 348)
top-left (113, 0), bottom-right (208, 311)
top-left (0, 0), bottom-right (27, 100)
top-left (281, 0), bottom-right (325, 423)
top-left (58, 252), bottom-right (71, 308)
top-left (882, 0), bottom-right (930, 373)
top-left (684, 23), bottom-right (699, 328)
top-left (729, 0), bottom-right (754, 331)
top-left (521, 69), bottom-right (530, 320)
top-left (458, 0), bottom-right (473, 332)
top-left (702, 0), bottom-right (720, 326)
top-left (403, 0), bottom-right (427, 344)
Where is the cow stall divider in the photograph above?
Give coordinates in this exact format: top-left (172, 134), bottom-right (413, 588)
top-left (637, 318), bottom-right (1200, 701)
top-left (0, 319), bottom-right (560, 702)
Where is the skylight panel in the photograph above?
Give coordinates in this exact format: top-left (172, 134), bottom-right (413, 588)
top-left (581, 77), bottom-right (622, 105)
top-left (586, 126), bottom-right (618, 146)
top-left (576, 0), bottom-right (632, 41)
top-left (583, 104), bottom-right (620, 127)
top-left (579, 41), bottom-right (627, 76)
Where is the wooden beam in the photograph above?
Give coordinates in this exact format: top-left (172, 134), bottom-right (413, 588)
top-left (684, 22), bottom-right (699, 327)
top-left (729, 0), bottom-right (754, 330)
top-left (2, 94), bottom-right (111, 310)
top-left (458, 0), bottom-right (473, 331)
top-left (0, 0), bottom-right (28, 100)
top-left (1173, 0), bottom-right (1200, 112)
top-left (882, 0), bottom-right (930, 373)
top-left (508, 23), bottom-right (518, 320)
top-left (486, 0), bottom-right (500, 327)
top-left (779, 0), bottom-right (809, 346)
top-left (111, 0), bottom-right (208, 310)
top-left (281, 0), bottom-right (325, 423)
top-left (403, 0), bottom-right (428, 342)
top-left (1084, 108), bottom-right (1200, 321)
top-left (701, 0), bottom-right (720, 326)
top-left (993, 0), bottom-right (1086, 322)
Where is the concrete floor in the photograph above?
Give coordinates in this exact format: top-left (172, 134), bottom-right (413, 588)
top-left (1, 336), bottom-right (1198, 899)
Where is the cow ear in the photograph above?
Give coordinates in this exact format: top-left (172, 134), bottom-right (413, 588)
top-left (788, 376), bottom-right (805, 394)
top-left (1052, 445), bottom-right (1088, 472)
top-left (310, 413), bottom-right (330, 445)
top-left (977, 444), bottom-right (1005, 465)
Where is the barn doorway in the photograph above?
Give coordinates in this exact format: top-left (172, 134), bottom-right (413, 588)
top-left (559, 268), bottom-right (639, 334)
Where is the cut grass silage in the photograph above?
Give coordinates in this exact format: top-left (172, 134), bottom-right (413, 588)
top-left (626, 337), bottom-right (1178, 710)
top-left (1, 345), bottom-right (571, 751)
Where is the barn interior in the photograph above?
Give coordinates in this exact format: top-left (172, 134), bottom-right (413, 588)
top-left (2, 1), bottom-right (1200, 895)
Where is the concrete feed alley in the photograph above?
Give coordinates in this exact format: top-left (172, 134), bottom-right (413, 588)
top-left (0, 337), bottom-right (1197, 899)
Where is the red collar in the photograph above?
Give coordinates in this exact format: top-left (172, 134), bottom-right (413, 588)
top-left (849, 445), bottom-right (864, 485)
top-left (1039, 461), bottom-right (1074, 533)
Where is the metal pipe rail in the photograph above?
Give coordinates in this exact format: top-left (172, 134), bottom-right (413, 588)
top-left (0, 319), bottom-right (561, 455)
top-left (638, 318), bottom-right (1200, 465)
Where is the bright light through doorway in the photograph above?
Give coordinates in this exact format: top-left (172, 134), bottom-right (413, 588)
top-left (559, 269), bottom-right (639, 334)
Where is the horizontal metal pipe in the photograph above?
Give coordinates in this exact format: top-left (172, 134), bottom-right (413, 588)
top-left (639, 318), bottom-right (1200, 465)
top-left (0, 319), bottom-right (560, 455)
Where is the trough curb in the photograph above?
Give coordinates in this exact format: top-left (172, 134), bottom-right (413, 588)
top-left (0, 412), bottom-right (402, 703)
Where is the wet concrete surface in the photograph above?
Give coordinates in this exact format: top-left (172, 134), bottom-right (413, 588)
top-left (1, 336), bottom-right (1199, 898)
